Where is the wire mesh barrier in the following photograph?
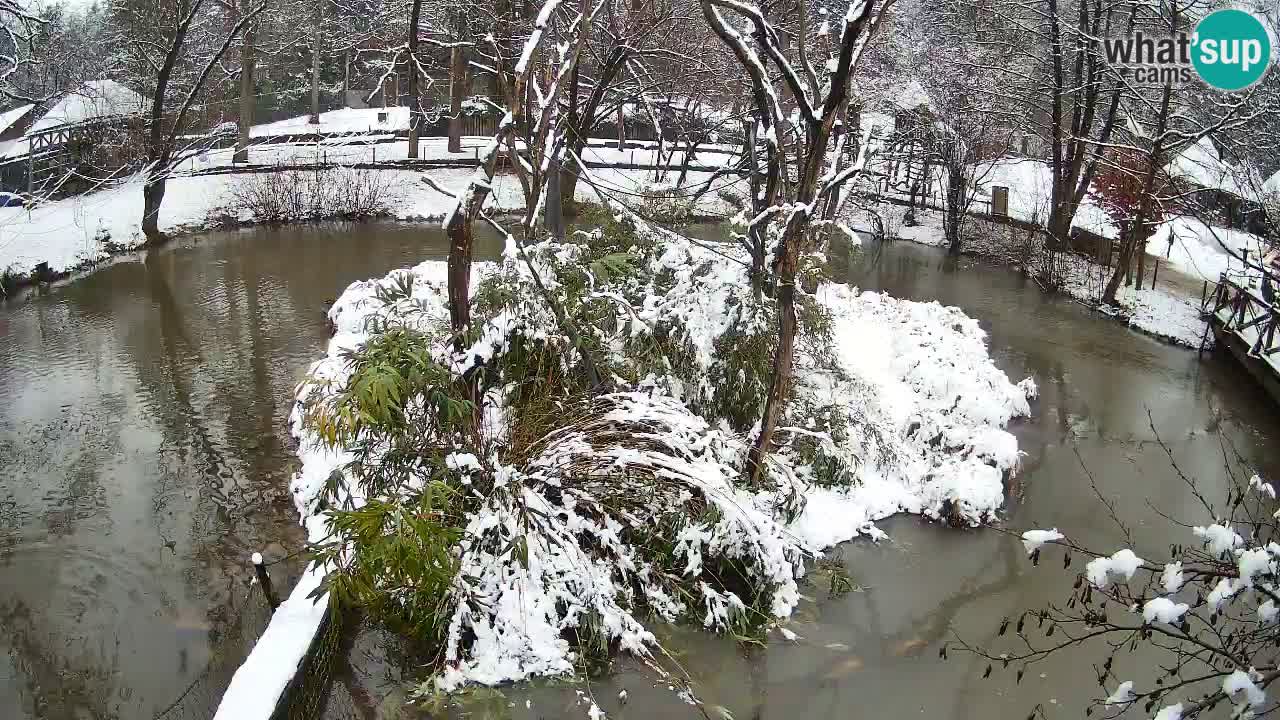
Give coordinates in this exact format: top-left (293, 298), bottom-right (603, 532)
top-left (271, 601), bottom-right (345, 720)
top-left (152, 575), bottom-right (281, 720)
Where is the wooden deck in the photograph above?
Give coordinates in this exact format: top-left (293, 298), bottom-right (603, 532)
top-left (1202, 270), bottom-right (1280, 404)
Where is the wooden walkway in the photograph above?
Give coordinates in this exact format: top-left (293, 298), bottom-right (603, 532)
top-left (1202, 269), bottom-right (1280, 403)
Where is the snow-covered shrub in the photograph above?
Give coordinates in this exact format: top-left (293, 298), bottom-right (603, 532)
top-left (221, 167), bottom-right (397, 225)
top-left (292, 207), bottom-right (1033, 692)
top-left (297, 276), bottom-right (811, 689)
top-left (634, 183), bottom-right (698, 224)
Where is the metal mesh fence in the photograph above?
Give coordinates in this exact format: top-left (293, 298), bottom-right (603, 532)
top-left (148, 557), bottom-right (349, 720)
top-left (272, 601), bottom-right (345, 720)
top-left (152, 579), bottom-right (278, 720)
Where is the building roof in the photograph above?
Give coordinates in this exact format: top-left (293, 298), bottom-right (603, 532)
top-left (28, 80), bottom-right (145, 134)
top-left (1166, 136), bottom-right (1249, 199)
top-left (1264, 168), bottom-right (1280, 195)
top-left (0, 104), bottom-right (35, 136)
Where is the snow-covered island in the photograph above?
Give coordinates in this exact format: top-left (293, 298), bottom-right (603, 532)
top-left (253, 213), bottom-right (1036, 700)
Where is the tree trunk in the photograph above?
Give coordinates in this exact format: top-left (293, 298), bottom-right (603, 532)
top-left (309, 2), bottom-right (321, 124)
top-left (739, 119), bottom-right (768, 288)
top-left (447, 42), bottom-right (466, 153)
top-left (1104, 236), bottom-right (1131, 303)
top-left (945, 161), bottom-right (965, 256)
top-left (1046, 199), bottom-right (1074, 250)
top-left (234, 10), bottom-right (255, 164)
top-left (142, 172), bottom-right (167, 243)
top-left (821, 104), bottom-right (850, 223)
top-left (343, 49), bottom-right (350, 99)
top-left (447, 217), bottom-right (474, 334)
top-left (745, 272), bottom-right (797, 487)
top-left (1135, 241), bottom-right (1147, 291)
top-left (407, 0), bottom-right (423, 158)
top-left (559, 147), bottom-right (582, 215)
top-left (545, 158), bottom-right (564, 239)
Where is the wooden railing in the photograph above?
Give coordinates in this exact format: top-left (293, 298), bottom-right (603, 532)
top-left (1203, 270), bottom-right (1280, 358)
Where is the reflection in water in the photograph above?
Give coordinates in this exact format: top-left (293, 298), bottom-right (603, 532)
top-left (325, 238), bottom-right (1280, 720)
top-left (0, 223), bottom-right (500, 719)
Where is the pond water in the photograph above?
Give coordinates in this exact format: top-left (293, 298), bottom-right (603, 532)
top-left (2, 223), bottom-right (1277, 720)
top-left (0, 223), bottom-right (501, 720)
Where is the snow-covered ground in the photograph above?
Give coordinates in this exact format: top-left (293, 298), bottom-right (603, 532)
top-left (0, 153), bottom-right (744, 278)
top-left (1056, 256), bottom-right (1207, 347)
top-left (977, 158), bottom-right (1267, 283)
top-left (848, 204), bottom-right (1207, 347)
top-left (1, 104), bottom-right (744, 280)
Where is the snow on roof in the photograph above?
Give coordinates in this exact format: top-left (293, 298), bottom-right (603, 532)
top-left (1166, 136), bottom-right (1248, 198)
top-left (0, 104), bottom-right (34, 135)
top-left (1264, 168), bottom-right (1280, 195)
top-left (887, 78), bottom-right (932, 112)
top-left (28, 80), bottom-right (145, 134)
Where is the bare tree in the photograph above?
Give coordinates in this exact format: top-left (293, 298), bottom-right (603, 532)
top-left (1098, 0), bottom-right (1272, 305)
top-left (424, 0), bottom-right (604, 390)
top-left (944, 0), bottom-right (1132, 249)
top-left (0, 1), bottom-right (48, 102)
top-left (109, 0), bottom-right (267, 242)
top-left (699, 0), bottom-right (894, 486)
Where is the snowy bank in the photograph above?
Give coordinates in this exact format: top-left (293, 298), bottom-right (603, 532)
top-left (845, 204), bottom-right (1207, 348)
top-left (980, 158), bottom-right (1266, 283)
top-left (0, 157), bottom-right (742, 279)
top-left (214, 226), bottom-right (1035, 711)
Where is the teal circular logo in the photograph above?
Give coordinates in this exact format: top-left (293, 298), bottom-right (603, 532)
top-left (1192, 9), bottom-right (1272, 91)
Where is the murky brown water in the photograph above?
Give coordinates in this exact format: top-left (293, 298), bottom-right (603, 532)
top-left (4, 225), bottom-right (1278, 720)
top-left (0, 222), bottom-right (500, 719)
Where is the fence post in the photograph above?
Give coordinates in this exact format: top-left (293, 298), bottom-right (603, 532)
top-left (1151, 259), bottom-right (1159, 290)
top-left (253, 552), bottom-right (280, 612)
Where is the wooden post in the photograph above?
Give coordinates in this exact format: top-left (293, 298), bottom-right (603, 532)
top-left (252, 552), bottom-right (280, 611)
top-left (545, 157), bottom-right (564, 240)
top-left (1151, 258), bottom-right (1159, 289)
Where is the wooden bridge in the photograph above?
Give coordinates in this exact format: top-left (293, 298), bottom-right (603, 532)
top-left (1201, 267), bottom-right (1280, 403)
